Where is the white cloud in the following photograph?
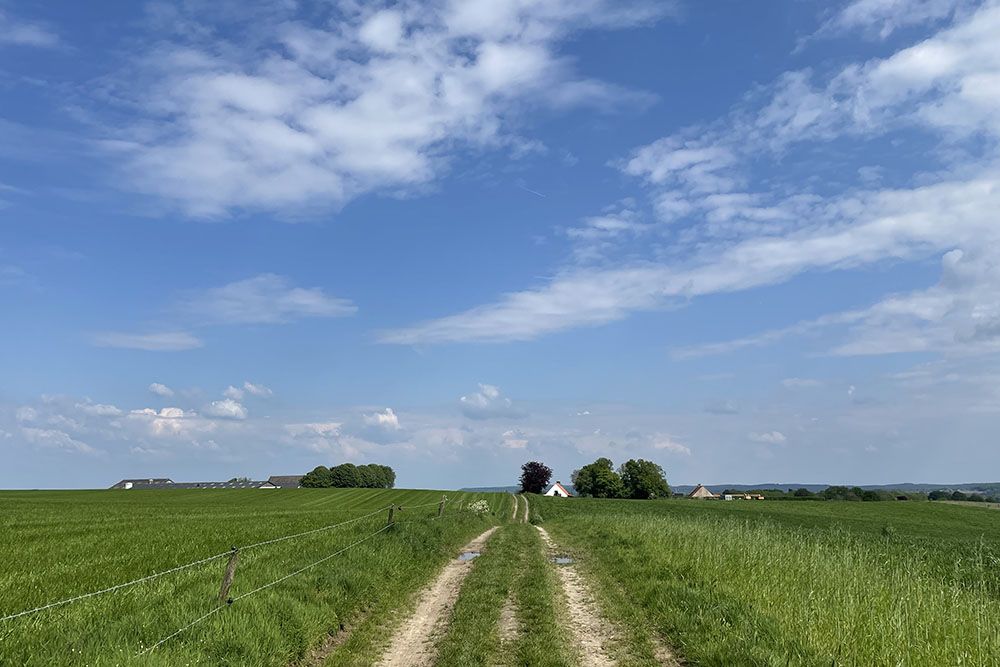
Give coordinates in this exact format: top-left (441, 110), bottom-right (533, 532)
top-left (106, 1), bottom-right (669, 217)
top-left (818, 0), bottom-right (969, 39)
top-left (782, 378), bottom-right (823, 388)
top-left (459, 384), bottom-right (524, 419)
top-left (0, 11), bottom-right (59, 48)
top-left (651, 435), bottom-right (691, 455)
top-left (223, 386), bottom-right (244, 400)
top-left (381, 4), bottom-right (1000, 347)
top-left (16, 406), bottom-right (37, 423)
top-left (501, 428), bottom-right (529, 449)
top-left (748, 431), bottom-right (787, 444)
top-left (178, 274), bottom-right (355, 325)
top-left (20, 427), bottom-right (98, 455)
top-left (148, 382), bottom-right (174, 397)
top-left (93, 331), bottom-right (203, 351)
top-left (204, 399), bottom-right (248, 420)
top-left (242, 381), bottom-right (273, 397)
top-left (74, 401), bottom-right (123, 417)
top-left (363, 408), bottom-right (401, 430)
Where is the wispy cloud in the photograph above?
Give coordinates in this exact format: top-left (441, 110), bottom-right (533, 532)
top-left (93, 331), bottom-right (203, 352)
top-left (382, 4), bottom-right (1000, 347)
top-left (177, 274), bottom-right (356, 325)
top-left (0, 11), bottom-right (59, 48)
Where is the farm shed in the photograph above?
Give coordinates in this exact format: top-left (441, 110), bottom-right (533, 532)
top-left (110, 478), bottom-right (174, 489)
top-left (543, 481), bottom-right (573, 497)
top-left (687, 484), bottom-right (719, 499)
top-left (267, 475), bottom-right (304, 488)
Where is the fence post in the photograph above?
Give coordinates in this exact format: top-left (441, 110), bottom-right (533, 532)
top-left (438, 495), bottom-right (446, 518)
top-left (217, 547), bottom-right (239, 604)
top-left (387, 504), bottom-right (396, 527)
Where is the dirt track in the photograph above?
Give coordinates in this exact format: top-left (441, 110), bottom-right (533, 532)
top-left (375, 527), bottom-right (497, 667)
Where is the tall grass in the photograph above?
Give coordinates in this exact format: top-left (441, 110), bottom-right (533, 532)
top-left (0, 489), bottom-right (510, 666)
top-left (544, 504), bottom-right (1000, 666)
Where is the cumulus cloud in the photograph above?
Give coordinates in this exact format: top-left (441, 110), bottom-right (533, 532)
top-left (177, 274), bottom-right (356, 325)
top-left (459, 384), bottom-right (525, 420)
top-left (203, 399), bottom-right (248, 420)
top-left (93, 331), bottom-right (203, 351)
top-left (105, 0), bottom-right (669, 217)
top-left (222, 382), bottom-right (272, 400)
top-left (148, 382), bottom-right (174, 397)
top-left (748, 431), bottom-right (788, 444)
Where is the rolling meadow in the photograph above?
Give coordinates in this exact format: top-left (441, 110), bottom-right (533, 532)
top-left (2, 489), bottom-right (999, 666)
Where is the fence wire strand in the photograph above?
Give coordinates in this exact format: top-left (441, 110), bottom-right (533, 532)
top-left (137, 523), bottom-right (393, 655)
top-left (0, 505), bottom-right (391, 623)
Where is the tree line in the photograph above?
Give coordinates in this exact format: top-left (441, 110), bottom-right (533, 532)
top-left (300, 463), bottom-right (396, 489)
top-left (518, 458), bottom-right (671, 500)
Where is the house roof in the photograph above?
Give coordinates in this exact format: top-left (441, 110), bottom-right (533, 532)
top-left (267, 475), bottom-right (303, 488)
top-left (687, 484), bottom-right (718, 498)
top-left (547, 481), bottom-right (573, 496)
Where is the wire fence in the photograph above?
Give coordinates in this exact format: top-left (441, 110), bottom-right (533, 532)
top-left (136, 522), bottom-right (394, 656)
top-left (1, 492), bottom-right (494, 661)
top-left (0, 503), bottom-right (396, 623)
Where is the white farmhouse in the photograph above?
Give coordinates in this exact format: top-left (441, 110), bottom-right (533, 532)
top-left (543, 481), bottom-right (573, 497)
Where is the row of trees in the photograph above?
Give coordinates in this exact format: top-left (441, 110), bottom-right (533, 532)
top-left (300, 463), bottom-right (396, 489)
top-left (519, 458), bottom-right (671, 500)
top-left (572, 458), bottom-right (671, 499)
top-left (929, 489), bottom-right (1000, 503)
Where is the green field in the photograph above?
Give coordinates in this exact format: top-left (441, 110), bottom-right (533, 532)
top-left (3, 490), bottom-right (1000, 666)
top-left (537, 496), bottom-right (1000, 666)
top-left (0, 488), bottom-right (510, 666)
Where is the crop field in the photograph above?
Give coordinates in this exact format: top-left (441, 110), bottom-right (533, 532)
top-left (0, 488), bottom-right (510, 666)
top-left (3, 490), bottom-right (1000, 666)
top-left (537, 497), bottom-right (1000, 666)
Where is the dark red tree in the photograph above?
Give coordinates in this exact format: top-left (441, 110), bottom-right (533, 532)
top-left (519, 461), bottom-right (553, 494)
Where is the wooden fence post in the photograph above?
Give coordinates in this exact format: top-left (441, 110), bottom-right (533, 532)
top-left (438, 495), bottom-right (446, 518)
top-left (218, 547), bottom-right (239, 604)
top-left (387, 504), bottom-right (396, 527)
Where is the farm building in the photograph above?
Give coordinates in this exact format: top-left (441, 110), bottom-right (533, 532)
top-left (110, 478), bottom-right (174, 489)
top-left (267, 475), bottom-right (304, 488)
top-left (543, 481), bottom-right (573, 497)
top-left (687, 484), bottom-right (719, 499)
top-left (111, 478), bottom-right (276, 490)
top-left (721, 492), bottom-right (765, 501)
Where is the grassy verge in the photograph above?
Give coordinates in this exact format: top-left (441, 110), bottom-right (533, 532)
top-left (0, 489), bottom-right (510, 666)
top-left (540, 498), bottom-right (1000, 666)
top-left (434, 524), bottom-right (573, 667)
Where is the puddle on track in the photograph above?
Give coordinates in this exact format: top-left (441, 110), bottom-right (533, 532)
top-left (458, 551), bottom-right (481, 561)
top-left (552, 556), bottom-right (575, 565)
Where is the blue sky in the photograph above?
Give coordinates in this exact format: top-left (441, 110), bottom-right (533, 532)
top-left (2, 0), bottom-right (1000, 489)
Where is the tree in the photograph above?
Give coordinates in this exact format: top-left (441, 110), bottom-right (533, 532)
top-left (300, 465), bottom-right (333, 488)
top-left (951, 490), bottom-right (966, 501)
top-left (572, 458), bottom-right (624, 498)
top-left (928, 490), bottom-right (948, 500)
top-left (619, 459), bottom-right (670, 499)
top-left (793, 488), bottom-right (813, 497)
top-left (329, 463), bottom-right (360, 488)
top-left (519, 461), bottom-right (553, 494)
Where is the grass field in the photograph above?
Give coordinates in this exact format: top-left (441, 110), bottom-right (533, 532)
top-left (0, 488), bottom-right (510, 666)
top-left (4, 490), bottom-right (1000, 666)
top-left (537, 496), bottom-right (1000, 666)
